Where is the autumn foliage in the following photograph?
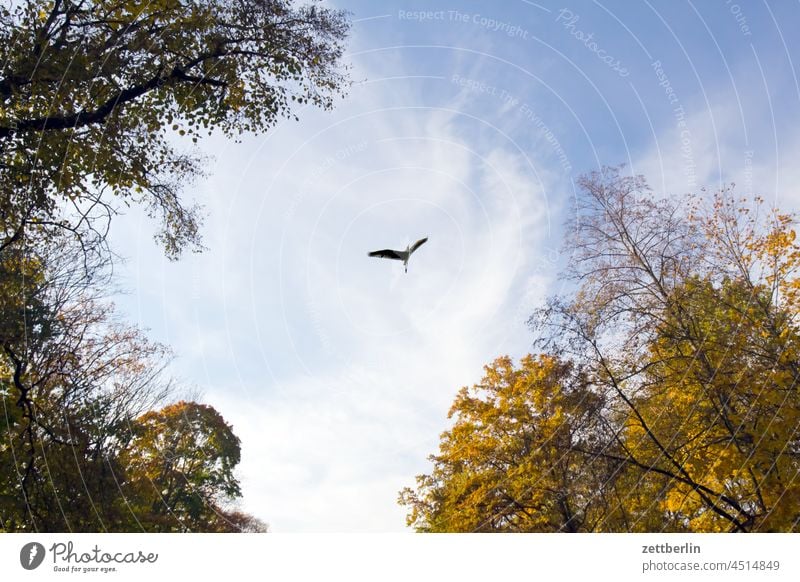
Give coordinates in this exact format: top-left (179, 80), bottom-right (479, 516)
top-left (401, 168), bottom-right (800, 532)
top-left (121, 402), bottom-right (250, 532)
top-left (0, 231), bottom-right (264, 532)
top-left (1, 0), bottom-right (350, 258)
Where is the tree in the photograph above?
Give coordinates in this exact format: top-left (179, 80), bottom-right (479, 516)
top-left (402, 168), bottom-right (800, 532)
top-left (628, 276), bottom-right (800, 531)
top-left (1, 0), bottom-right (350, 258)
top-left (1, 0), bottom-right (343, 532)
top-left (399, 355), bottom-right (623, 532)
top-left (119, 401), bottom-right (262, 532)
top-left (0, 233), bottom-right (261, 532)
top-left (0, 230), bottom-right (168, 530)
top-left (538, 169), bottom-right (800, 531)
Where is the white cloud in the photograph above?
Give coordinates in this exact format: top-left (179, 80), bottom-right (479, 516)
top-left (219, 114), bottom-right (558, 531)
top-left (107, 46), bottom-right (565, 532)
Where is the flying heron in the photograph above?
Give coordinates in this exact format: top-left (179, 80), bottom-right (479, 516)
top-left (368, 237), bottom-right (428, 273)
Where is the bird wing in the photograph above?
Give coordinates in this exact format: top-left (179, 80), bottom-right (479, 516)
top-left (368, 249), bottom-right (403, 260)
top-left (409, 237), bottom-right (428, 254)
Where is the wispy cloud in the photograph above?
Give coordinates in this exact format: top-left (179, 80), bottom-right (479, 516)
top-left (109, 50), bottom-right (561, 530)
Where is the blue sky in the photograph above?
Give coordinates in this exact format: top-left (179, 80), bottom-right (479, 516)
top-left (109, 0), bottom-right (800, 531)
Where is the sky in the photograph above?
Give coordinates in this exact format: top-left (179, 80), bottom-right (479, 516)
top-left (108, 0), bottom-right (800, 531)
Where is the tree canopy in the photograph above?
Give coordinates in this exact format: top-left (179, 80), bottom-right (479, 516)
top-left (1, 0), bottom-right (350, 258)
top-left (399, 355), bottom-right (617, 532)
top-left (401, 168), bottom-right (800, 532)
top-left (121, 401), bottom-right (250, 532)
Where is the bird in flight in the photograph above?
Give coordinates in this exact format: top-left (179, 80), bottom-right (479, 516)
top-left (368, 237), bottom-right (428, 273)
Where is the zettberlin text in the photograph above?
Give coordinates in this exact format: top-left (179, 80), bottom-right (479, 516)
top-left (642, 543), bottom-right (701, 554)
